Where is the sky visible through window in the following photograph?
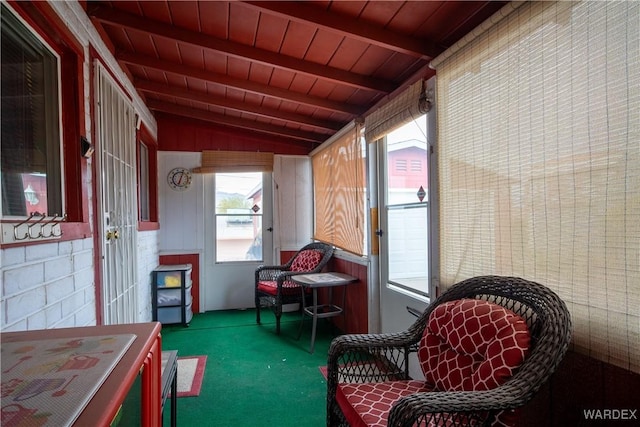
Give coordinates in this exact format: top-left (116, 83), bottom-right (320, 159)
top-left (216, 172), bottom-right (261, 195)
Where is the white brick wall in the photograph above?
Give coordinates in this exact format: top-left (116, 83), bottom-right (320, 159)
top-left (136, 230), bottom-right (160, 322)
top-left (1, 238), bottom-right (96, 331)
top-left (0, 231), bottom-right (160, 332)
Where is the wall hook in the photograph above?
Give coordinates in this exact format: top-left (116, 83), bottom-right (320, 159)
top-left (52, 213), bottom-right (68, 237)
top-left (41, 214), bottom-right (61, 238)
top-left (13, 212), bottom-right (39, 241)
top-left (28, 212), bottom-right (47, 239)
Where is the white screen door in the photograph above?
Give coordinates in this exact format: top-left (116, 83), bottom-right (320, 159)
top-left (377, 111), bottom-right (435, 346)
top-left (95, 63), bottom-right (138, 324)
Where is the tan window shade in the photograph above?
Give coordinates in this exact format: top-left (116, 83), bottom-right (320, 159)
top-left (312, 124), bottom-right (365, 256)
top-left (432, 1), bottom-right (639, 373)
top-left (192, 151), bottom-right (274, 173)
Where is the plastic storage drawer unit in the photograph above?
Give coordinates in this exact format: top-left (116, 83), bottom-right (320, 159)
top-left (152, 264), bottom-right (193, 326)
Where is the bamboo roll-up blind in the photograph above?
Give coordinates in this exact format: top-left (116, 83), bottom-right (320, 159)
top-left (364, 79), bottom-right (425, 143)
top-left (192, 150), bottom-right (274, 173)
top-left (312, 124), bottom-right (365, 256)
top-left (432, 0), bottom-right (639, 372)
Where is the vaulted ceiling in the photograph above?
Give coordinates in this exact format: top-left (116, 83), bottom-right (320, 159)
top-left (86, 1), bottom-right (506, 148)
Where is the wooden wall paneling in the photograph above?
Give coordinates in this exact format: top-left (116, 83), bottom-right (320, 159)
top-left (549, 351), bottom-right (605, 426)
top-left (323, 257), bottom-right (368, 334)
top-left (603, 362), bottom-right (640, 416)
top-left (519, 350), bottom-right (640, 426)
top-left (280, 251), bottom-right (296, 264)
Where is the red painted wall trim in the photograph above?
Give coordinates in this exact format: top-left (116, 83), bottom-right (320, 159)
top-left (138, 222), bottom-right (160, 231)
top-left (88, 46), bottom-right (103, 324)
top-left (9, 1), bottom-right (84, 56)
top-left (159, 254), bottom-right (200, 314)
top-left (137, 122), bottom-right (159, 229)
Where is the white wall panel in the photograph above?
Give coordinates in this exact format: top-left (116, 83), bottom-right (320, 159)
top-left (273, 155), bottom-right (313, 252)
top-left (136, 230), bottom-right (159, 322)
top-left (158, 152), bottom-right (205, 253)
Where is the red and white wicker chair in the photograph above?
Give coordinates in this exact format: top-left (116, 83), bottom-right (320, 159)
top-left (326, 276), bottom-right (572, 427)
top-left (255, 242), bottom-right (334, 334)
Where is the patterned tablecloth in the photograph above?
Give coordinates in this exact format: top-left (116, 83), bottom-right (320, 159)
top-left (1, 334), bottom-right (136, 427)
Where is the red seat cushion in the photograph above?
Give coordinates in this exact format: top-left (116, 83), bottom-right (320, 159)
top-left (256, 250), bottom-right (323, 296)
top-left (290, 249), bottom-right (322, 271)
top-left (337, 299), bottom-right (531, 427)
top-left (337, 380), bottom-right (433, 427)
top-left (256, 280), bottom-right (301, 296)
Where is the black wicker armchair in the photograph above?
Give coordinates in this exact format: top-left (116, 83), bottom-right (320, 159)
top-left (326, 276), bottom-right (572, 427)
top-left (255, 242), bottom-right (334, 334)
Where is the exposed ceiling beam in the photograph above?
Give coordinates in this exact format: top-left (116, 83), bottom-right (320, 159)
top-left (241, 1), bottom-right (440, 60)
top-left (134, 79), bottom-right (343, 133)
top-left (117, 51), bottom-right (364, 116)
top-left (146, 99), bottom-right (327, 144)
top-left (88, 4), bottom-right (395, 93)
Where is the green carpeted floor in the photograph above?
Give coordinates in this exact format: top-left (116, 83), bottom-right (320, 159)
top-left (160, 309), bottom-right (337, 426)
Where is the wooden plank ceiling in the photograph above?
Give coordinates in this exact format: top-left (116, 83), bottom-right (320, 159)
top-left (86, 1), bottom-right (506, 148)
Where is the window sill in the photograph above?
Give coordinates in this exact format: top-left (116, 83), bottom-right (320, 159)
top-left (333, 248), bottom-right (368, 266)
top-left (387, 282), bottom-right (430, 304)
top-left (138, 221), bottom-right (159, 231)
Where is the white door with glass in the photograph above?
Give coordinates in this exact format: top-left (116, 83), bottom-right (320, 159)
top-left (95, 63), bottom-right (139, 324)
top-left (378, 113), bottom-right (433, 332)
top-left (203, 172), bottom-right (273, 310)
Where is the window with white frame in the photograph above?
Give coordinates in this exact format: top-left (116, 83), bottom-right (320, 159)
top-left (214, 172), bottom-right (263, 262)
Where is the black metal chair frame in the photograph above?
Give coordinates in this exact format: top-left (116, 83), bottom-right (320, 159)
top-left (326, 276), bottom-right (573, 427)
top-left (255, 242), bottom-right (334, 334)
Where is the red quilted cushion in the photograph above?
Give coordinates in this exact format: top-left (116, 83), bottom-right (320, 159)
top-left (337, 380), bottom-right (433, 427)
top-left (418, 299), bottom-right (530, 392)
top-left (290, 249), bottom-right (323, 272)
top-left (337, 379), bottom-right (501, 427)
top-left (256, 280), bottom-right (301, 296)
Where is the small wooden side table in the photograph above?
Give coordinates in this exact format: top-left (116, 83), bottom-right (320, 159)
top-left (161, 350), bottom-right (178, 427)
top-left (291, 272), bottom-right (358, 354)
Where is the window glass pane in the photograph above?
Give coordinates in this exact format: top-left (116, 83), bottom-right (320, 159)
top-left (1, 5), bottom-right (61, 217)
top-left (215, 172), bottom-right (262, 262)
top-left (386, 118), bottom-right (428, 205)
top-left (387, 205), bottom-right (429, 295)
top-left (139, 143), bottom-right (150, 221)
top-left (384, 115), bottom-right (429, 297)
